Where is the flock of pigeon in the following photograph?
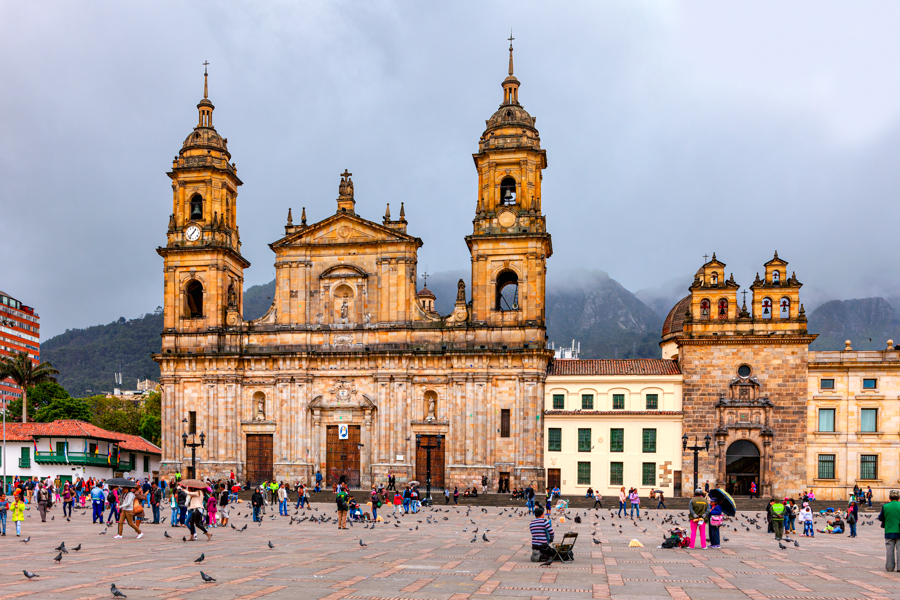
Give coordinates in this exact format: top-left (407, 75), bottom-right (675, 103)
top-left (14, 500), bottom-right (876, 596)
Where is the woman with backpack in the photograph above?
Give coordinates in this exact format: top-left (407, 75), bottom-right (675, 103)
top-left (688, 488), bottom-right (710, 549)
top-left (708, 498), bottom-right (724, 548)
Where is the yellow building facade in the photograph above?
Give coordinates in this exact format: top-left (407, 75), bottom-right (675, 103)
top-left (806, 343), bottom-right (900, 501)
top-left (155, 50), bottom-right (553, 489)
top-left (543, 359), bottom-right (683, 496)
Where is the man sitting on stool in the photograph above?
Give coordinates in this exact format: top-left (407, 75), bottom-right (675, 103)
top-left (529, 505), bottom-right (555, 562)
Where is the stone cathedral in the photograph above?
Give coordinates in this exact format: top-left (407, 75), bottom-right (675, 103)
top-left (155, 46), bottom-right (553, 489)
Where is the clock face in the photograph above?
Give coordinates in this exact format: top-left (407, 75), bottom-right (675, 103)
top-left (185, 225), bottom-right (201, 241)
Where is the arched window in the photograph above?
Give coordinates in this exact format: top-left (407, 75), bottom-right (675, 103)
top-left (500, 177), bottom-right (517, 205)
top-left (711, 272), bottom-right (718, 285)
top-left (700, 299), bottom-right (710, 320)
top-left (717, 298), bottom-right (728, 319)
top-left (496, 270), bottom-right (519, 311)
top-left (772, 270), bottom-right (780, 284)
top-left (761, 297), bottom-right (772, 319)
top-left (779, 297), bottom-right (790, 319)
top-left (186, 280), bottom-right (204, 318)
top-left (190, 194), bottom-right (203, 220)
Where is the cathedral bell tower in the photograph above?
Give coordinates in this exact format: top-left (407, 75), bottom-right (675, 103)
top-left (157, 65), bottom-right (250, 333)
top-left (466, 35), bottom-right (551, 326)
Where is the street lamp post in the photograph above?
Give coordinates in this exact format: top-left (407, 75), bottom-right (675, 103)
top-left (181, 422), bottom-right (205, 480)
top-left (682, 433), bottom-right (712, 494)
top-left (415, 434), bottom-right (442, 506)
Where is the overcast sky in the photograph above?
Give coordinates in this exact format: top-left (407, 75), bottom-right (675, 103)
top-left (3, 1), bottom-right (900, 338)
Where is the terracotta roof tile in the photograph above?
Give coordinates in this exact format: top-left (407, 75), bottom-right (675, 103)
top-left (1, 420), bottom-right (160, 454)
top-left (548, 359), bottom-right (681, 376)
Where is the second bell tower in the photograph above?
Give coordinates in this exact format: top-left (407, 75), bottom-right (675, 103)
top-left (467, 36), bottom-right (551, 326)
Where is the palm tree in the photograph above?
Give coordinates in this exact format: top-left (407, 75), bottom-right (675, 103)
top-left (0, 351), bottom-right (60, 423)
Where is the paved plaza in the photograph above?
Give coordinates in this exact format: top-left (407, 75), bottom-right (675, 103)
top-left (0, 502), bottom-right (895, 600)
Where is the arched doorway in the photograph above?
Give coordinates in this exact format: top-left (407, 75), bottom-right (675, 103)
top-left (725, 440), bottom-right (760, 496)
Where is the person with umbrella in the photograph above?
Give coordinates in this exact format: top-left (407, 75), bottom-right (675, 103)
top-left (180, 480), bottom-right (212, 541)
top-left (112, 482), bottom-right (142, 540)
top-left (708, 498), bottom-right (724, 548)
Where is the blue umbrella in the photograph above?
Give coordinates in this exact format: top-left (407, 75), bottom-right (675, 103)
top-left (708, 488), bottom-right (736, 516)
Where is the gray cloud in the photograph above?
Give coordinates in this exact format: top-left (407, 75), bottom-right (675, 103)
top-left (3, 1), bottom-right (900, 338)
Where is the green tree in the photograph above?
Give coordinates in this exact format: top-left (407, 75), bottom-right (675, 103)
top-left (87, 395), bottom-right (142, 436)
top-left (0, 351), bottom-right (60, 422)
top-left (139, 391), bottom-right (162, 445)
top-left (33, 396), bottom-right (93, 422)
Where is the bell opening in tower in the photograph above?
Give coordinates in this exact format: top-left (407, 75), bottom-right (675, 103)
top-left (186, 280), bottom-right (204, 318)
top-left (190, 194), bottom-right (203, 220)
top-left (500, 177), bottom-right (517, 206)
top-left (496, 270), bottom-right (519, 311)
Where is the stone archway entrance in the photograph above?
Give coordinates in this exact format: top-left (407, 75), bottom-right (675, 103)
top-left (725, 440), bottom-right (760, 496)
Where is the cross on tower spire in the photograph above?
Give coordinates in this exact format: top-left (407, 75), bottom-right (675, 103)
top-left (203, 60), bottom-right (209, 99)
top-left (702, 253), bottom-right (709, 263)
top-left (507, 29), bottom-right (515, 76)
top-left (422, 271), bottom-right (429, 287)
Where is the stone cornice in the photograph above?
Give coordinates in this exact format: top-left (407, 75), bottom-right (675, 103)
top-left (678, 334), bottom-right (817, 346)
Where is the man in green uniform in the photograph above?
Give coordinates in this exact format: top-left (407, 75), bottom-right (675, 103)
top-left (879, 490), bottom-right (900, 571)
top-left (771, 498), bottom-right (786, 540)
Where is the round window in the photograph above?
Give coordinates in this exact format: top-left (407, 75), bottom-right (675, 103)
top-left (737, 365), bottom-right (751, 378)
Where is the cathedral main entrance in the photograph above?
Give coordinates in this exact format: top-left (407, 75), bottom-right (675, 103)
top-left (415, 435), bottom-right (446, 490)
top-left (326, 425), bottom-right (361, 489)
top-left (246, 434), bottom-right (273, 486)
top-left (725, 440), bottom-right (760, 496)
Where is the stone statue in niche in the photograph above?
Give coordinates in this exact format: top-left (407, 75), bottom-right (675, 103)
top-left (227, 282), bottom-right (237, 308)
top-left (457, 279), bottom-right (466, 303)
top-left (340, 300), bottom-right (349, 320)
top-left (255, 396), bottom-right (265, 421)
top-left (364, 313), bottom-right (371, 325)
top-left (425, 396), bottom-right (437, 421)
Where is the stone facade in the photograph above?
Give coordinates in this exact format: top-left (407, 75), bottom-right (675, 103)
top-left (807, 343), bottom-right (900, 501)
top-left (662, 253), bottom-right (816, 497)
top-left (155, 52), bottom-right (552, 490)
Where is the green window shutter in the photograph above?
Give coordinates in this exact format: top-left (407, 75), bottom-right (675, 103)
top-left (552, 394), bottom-right (565, 410)
top-left (613, 394), bottom-right (625, 410)
top-left (577, 462), bottom-right (591, 485)
top-left (642, 429), bottom-right (657, 453)
top-left (143, 455), bottom-right (150, 472)
top-left (646, 394), bottom-right (658, 410)
top-left (548, 428), bottom-right (562, 452)
top-left (578, 428), bottom-right (591, 452)
top-left (610, 428), bottom-right (624, 453)
top-left (56, 441), bottom-right (65, 454)
top-left (642, 463), bottom-right (656, 486)
top-left (582, 394), bottom-right (594, 410)
top-left (610, 462), bottom-right (623, 486)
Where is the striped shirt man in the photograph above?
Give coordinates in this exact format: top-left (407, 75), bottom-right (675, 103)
top-left (530, 517), bottom-right (554, 546)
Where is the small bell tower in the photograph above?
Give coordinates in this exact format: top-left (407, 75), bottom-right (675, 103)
top-left (467, 34), bottom-right (551, 326)
top-left (158, 63), bottom-right (250, 333)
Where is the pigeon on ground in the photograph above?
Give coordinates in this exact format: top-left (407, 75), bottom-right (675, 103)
top-left (793, 540), bottom-right (800, 547)
top-left (55, 542), bottom-right (67, 553)
top-left (100, 529), bottom-right (107, 535)
top-left (183, 537), bottom-right (187, 542)
top-left (161, 517), bottom-right (167, 524)
top-left (268, 541), bottom-right (274, 549)
top-left (111, 583), bottom-right (127, 597)
top-left (778, 542), bottom-right (786, 550)
top-left (53, 552), bottom-right (62, 563)
top-left (23, 570), bottom-right (39, 579)
top-left (592, 538), bottom-right (602, 545)
top-left (194, 553), bottom-right (205, 563)
top-left (73, 544), bottom-right (81, 551)
top-left (240, 525), bottom-right (248, 531)
top-left (200, 571), bottom-right (216, 582)
top-left (164, 530), bottom-right (172, 538)
top-left (470, 535), bottom-right (477, 543)
top-left (359, 539), bottom-right (367, 547)
top-left (21, 536), bottom-right (30, 543)
top-left (482, 533), bottom-right (489, 542)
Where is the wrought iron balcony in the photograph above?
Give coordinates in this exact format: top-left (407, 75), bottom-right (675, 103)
top-left (34, 451), bottom-right (119, 468)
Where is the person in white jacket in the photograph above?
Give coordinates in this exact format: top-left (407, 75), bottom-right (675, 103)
top-left (277, 483), bottom-right (288, 516)
top-left (798, 503), bottom-right (814, 537)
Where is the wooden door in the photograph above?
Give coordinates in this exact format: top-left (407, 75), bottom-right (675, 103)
top-left (415, 435), bottom-right (445, 490)
top-left (547, 469), bottom-right (561, 491)
top-left (246, 434), bottom-right (273, 486)
top-left (326, 425), bottom-right (361, 488)
top-left (673, 471), bottom-right (682, 497)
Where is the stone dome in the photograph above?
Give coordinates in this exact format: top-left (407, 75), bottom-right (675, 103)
top-left (181, 125), bottom-right (230, 158)
top-left (417, 287), bottom-right (436, 300)
top-left (485, 98), bottom-right (536, 131)
top-left (662, 295), bottom-right (691, 339)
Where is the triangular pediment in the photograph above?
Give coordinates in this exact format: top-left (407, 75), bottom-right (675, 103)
top-left (270, 212), bottom-right (421, 249)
